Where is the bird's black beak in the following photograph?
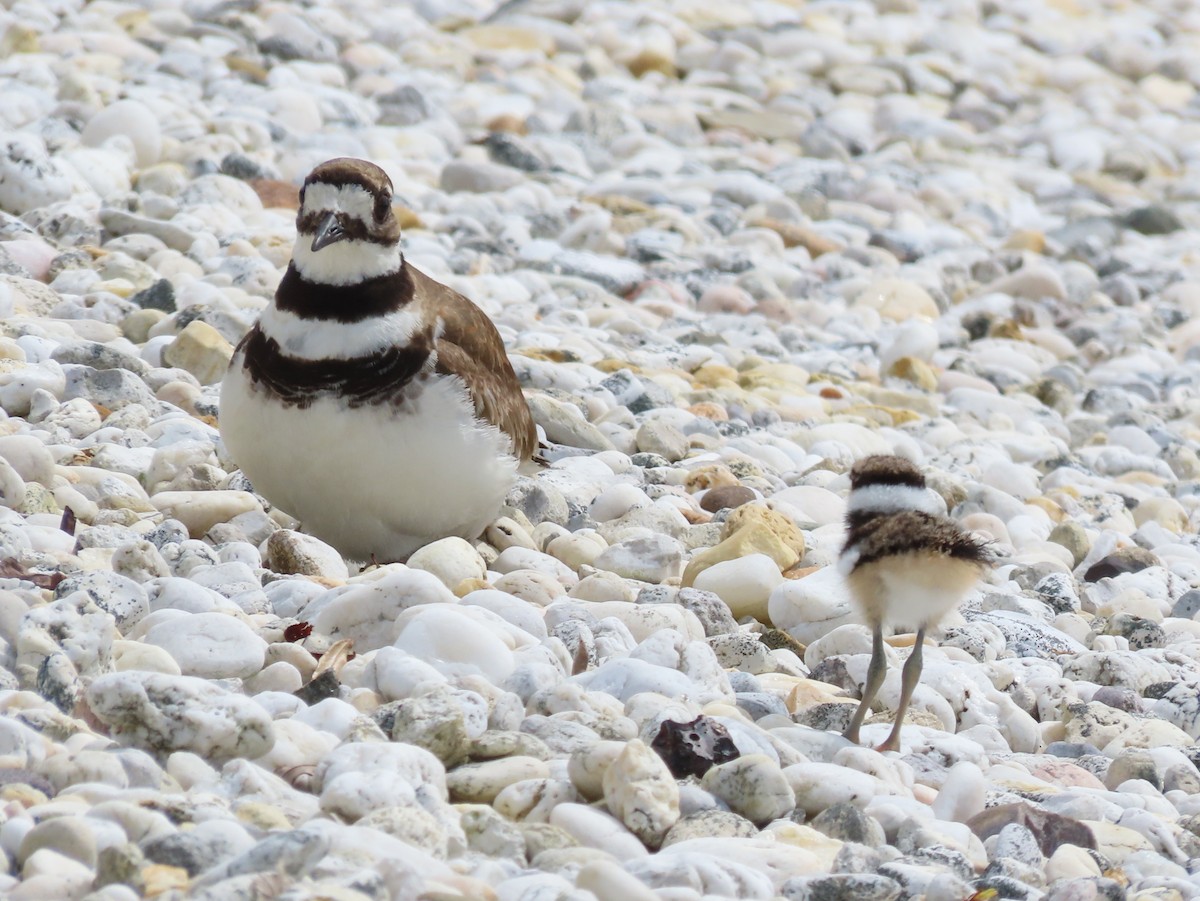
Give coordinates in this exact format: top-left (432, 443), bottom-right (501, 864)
top-left (311, 212), bottom-right (346, 252)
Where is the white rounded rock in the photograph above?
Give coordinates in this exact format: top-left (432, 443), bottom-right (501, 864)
top-left (602, 739), bottom-right (680, 846)
top-left (0, 435), bottom-right (54, 486)
top-left (692, 554), bottom-right (784, 622)
top-left (141, 612), bottom-right (267, 679)
top-left (767, 566), bottom-right (857, 644)
top-left (702, 754), bottom-right (796, 827)
top-left (86, 671), bottom-right (273, 762)
top-left (81, 100), bottom-right (162, 168)
top-left (308, 567), bottom-right (456, 652)
top-left (406, 537), bottom-right (487, 590)
top-left (392, 605), bottom-right (520, 682)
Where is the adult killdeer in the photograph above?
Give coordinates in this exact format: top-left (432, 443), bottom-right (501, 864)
top-left (838, 455), bottom-right (992, 752)
top-left (219, 157), bottom-right (536, 561)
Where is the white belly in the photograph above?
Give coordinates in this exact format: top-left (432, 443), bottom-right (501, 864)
top-left (219, 362), bottom-right (517, 561)
top-left (846, 552), bottom-right (983, 630)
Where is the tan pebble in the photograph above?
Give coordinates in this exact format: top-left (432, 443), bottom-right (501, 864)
top-left (1133, 496), bottom-right (1189, 532)
top-left (249, 178), bottom-right (299, 209)
top-left (161, 320), bottom-right (234, 385)
top-left (687, 402), bottom-right (728, 421)
top-left (681, 520), bottom-right (801, 587)
top-left (1026, 496), bottom-right (1066, 523)
top-left (486, 114), bottom-right (528, 134)
top-left (1003, 229), bottom-right (1046, 253)
top-left (887, 356), bottom-right (938, 390)
top-left (748, 217), bottom-right (843, 256)
top-left (235, 801), bottom-right (293, 830)
top-left (723, 504), bottom-right (805, 557)
top-left (684, 464), bottom-right (738, 492)
top-left (141, 864), bottom-right (189, 895)
top-left (455, 577), bottom-right (490, 597)
top-left (626, 48), bottom-right (676, 78)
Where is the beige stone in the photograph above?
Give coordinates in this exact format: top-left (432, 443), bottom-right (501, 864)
top-left (162, 320), bottom-right (234, 385)
top-left (852, 278), bottom-right (939, 321)
top-left (1133, 496), bottom-right (1189, 532)
top-left (461, 24), bottom-right (555, 55)
top-left (724, 504), bottom-right (805, 558)
top-left (887, 356), bottom-right (938, 390)
top-left (681, 521), bottom-right (800, 588)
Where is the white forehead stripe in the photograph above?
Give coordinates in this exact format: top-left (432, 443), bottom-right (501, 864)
top-left (258, 304), bottom-right (422, 361)
top-left (291, 238), bottom-right (402, 286)
top-left (302, 182), bottom-right (378, 221)
top-left (847, 483), bottom-right (944, 518)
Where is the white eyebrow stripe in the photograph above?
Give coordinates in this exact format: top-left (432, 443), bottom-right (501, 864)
top-left (302, 183), bottom-right (376, 221)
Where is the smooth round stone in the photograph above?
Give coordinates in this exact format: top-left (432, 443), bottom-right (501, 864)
top-left (636, 420), bottom-right (689, 463)
top-left (392, 605), bottom-right (519, 682)
top-left (320, 761), bottom-right (448, 822)
top-left (82, 100), bottom-right (162, 167)
top-left (548, 803), bottom-right (648, 861)
top-left (265, 530), bottom-right (348, 581)
top-left (385, 686), bottom-right (485, 767)
top-left (308, 567), bottom-right (457, 652)
top-left (149, 491), bottom-right (262, 539)
top-left (592, 534), bottom-right (684, 583)
top-left (768, 567), bottom-right (857, 645)
top-left (931, 762), bottom-right (986, 824)
top-left (493, 546), bottom-right (579, 588)
top-left (86, 671), bottom-right (273, 762)
top-left (440, 160), bottom-right (526, 194)
top-left (112, 640), bottom-right (181, 675)
top-left (701, 754), bottom-right (795, 827)
top-left (493, 569), bottom-right (567, 605)
top-left (547, 530), bottom-right (608, 571)
top-left (406, 537), bottom-right (486, 591)
top-left (576, 858), bottom-right (661, 901)
top-left (662, 809), bottom-right (758, 847)
top-left (0, 435), bottom-right (54, 486)
top-left (568, 741), bottom-right (626, 802)
top-left (853, 278), bottom-right (939, 321)
top-left (692, 554), bottom-right (784, 623)
top-left (0, 136), bottom-right (73, 214)
top-left (0, 458), bottom-right (25, 510)
top-left (602, 739), bottom-right (680, 846)
top-left (590, 483), bottom-right (651, 522)
top-left (16, 817), bottom-right (97, 869)
top-left (461, 589), bottom-right (547, 639)
top-left (448, 757), bottom-right (550, 804)
top-left (699, 485), bottom-right (756, 513)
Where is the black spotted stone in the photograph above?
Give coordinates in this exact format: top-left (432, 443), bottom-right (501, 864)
top-left (651, 715), bottom-right (739, 779)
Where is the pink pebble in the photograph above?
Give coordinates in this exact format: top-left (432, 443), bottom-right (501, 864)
top-left (2, 238), bottom-right (58, 281)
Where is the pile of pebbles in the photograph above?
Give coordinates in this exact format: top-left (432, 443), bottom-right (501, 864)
top-left (1, 0), bottom-right (1200, 898)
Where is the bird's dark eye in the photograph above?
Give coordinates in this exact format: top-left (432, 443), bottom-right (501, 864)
top-left (375, 193), bottom-right (391, 221)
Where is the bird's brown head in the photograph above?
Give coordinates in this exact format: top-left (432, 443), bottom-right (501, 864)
top-left (288, 158), bottom-right (404, 287)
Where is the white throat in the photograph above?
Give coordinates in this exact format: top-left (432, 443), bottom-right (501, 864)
top-left (846, 483), bottom-right (945, 518)
top-left (292, 236), bottom-right (402, 286)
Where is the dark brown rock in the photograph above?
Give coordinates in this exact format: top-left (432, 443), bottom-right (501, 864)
top-left (700, 484), bottom-right (757, 513)
top-left (1083, 547), bottom-right (1160, 582)
top-left (651, 715), bottom-right (739, 779)
top-left (967, 801), bottom-right (1096, 857)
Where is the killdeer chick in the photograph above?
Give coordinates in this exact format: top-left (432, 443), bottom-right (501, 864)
top-left (838, 455), bottom-right (992, 752)
top-left (219, 157), bottom-right (536, 561)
